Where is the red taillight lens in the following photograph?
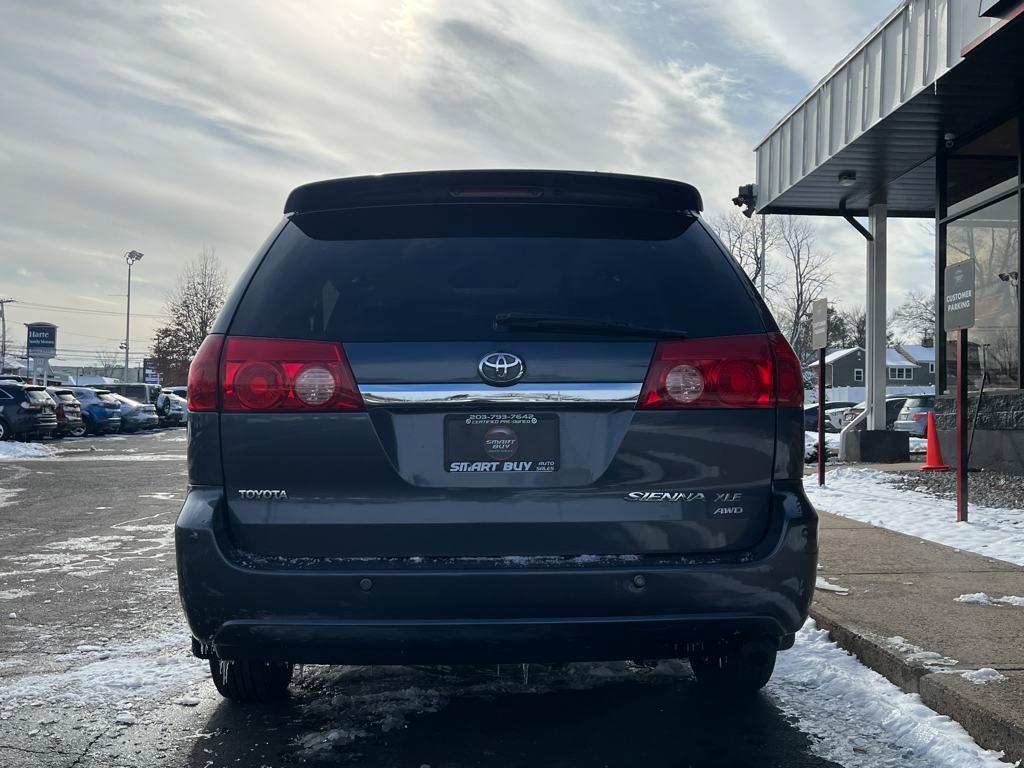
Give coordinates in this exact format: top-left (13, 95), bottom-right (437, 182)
top-left (913, 412), bottom-right (926, 422)
top-left (188, 334), bottom-right (225, 412)
top-left (221, 337), bottom-right (363, 412)
top-left (637, 333), bottom-right (803, 409)
top-left (769, 332), bottom-right (804, 408)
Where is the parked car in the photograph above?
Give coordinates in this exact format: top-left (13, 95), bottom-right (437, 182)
top-left (840, 397), bottom-right (910, 431)
top-left (97, 383), bottom-right (163, 406)
top-left (0, 382), bottom-right (58, 440)
top-left (802, 401), bottom-right (857, 432)
top-left (70, 387), bottom-right (122, 435)
top-left (157, 392), bottom-right (188, 426)
top-left (46, 387), bottom-right (86, 437)
top-left (109, 393), bottom-right (159, 432)
top-left (893, 396), bottom-right (936, 437)
top-left (824, 405), bottom-right (853, 432)
top-left (176, 170), bottom-right (816, 702)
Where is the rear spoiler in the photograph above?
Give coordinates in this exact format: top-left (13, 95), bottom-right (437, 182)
top-left (284, 170), bottom-right (703, 216)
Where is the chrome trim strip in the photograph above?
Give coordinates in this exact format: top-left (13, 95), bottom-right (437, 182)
top-left (358, 383), bottom-right (642, 407)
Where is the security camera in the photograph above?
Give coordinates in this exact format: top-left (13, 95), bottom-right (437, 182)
top-left (944, 132), bottom-right (956, 150)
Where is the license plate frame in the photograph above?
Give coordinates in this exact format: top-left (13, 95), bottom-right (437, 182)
top-left (445, 413), bottom-right (559, 473)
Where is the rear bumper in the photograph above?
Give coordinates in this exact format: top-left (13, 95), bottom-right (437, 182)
top-left (175, 485), bottom-right (818, 664)
top-left (893, 420), bottom-right (925, 436)
top-left (13, 414), bottom-right (57, 436)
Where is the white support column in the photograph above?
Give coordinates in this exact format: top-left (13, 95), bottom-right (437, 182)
top-left (867, 203), bottom-right (887, 430)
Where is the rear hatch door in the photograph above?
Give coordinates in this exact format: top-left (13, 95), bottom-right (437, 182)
top-left (219, 202), bottom-right (782, 559)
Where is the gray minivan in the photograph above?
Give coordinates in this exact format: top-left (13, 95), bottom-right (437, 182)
top-left (175, 170), bottom-right (817, 702)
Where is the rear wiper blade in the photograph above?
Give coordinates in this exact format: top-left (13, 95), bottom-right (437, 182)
top-left (494, 313), bottom-right (687, 339)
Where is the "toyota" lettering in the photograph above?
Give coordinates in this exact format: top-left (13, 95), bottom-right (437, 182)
top-left (238, 489), bottom-right (288, 500)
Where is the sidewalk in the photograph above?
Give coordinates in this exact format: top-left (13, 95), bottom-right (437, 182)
top-left (813, 509), bottom-right (1024, 763)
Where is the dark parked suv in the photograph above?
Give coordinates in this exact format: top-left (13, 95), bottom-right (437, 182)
top-left (0, 383), bottom-right (58, 440)
top-left (176, 170), bottom-right (817, 702)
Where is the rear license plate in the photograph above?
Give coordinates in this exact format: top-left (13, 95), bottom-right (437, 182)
top-left (445, 413), bottom-right (558, 472)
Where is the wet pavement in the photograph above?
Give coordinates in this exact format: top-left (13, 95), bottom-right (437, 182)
top-left (0, 431), bottom-right (999, 767)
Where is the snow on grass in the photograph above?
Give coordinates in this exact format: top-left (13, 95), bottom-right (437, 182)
top-left (961, 668), bottom-right (1007, 685)
top-left (806, 467), bottom-right (1024, 566)
top-left (955, 593), bottom-right (1024, 607)
top-left (0, 442), bottom-right (60, 461)
top-left (769, 621), bottom-right (1012, 767)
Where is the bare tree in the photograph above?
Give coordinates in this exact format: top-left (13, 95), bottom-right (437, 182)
top-left (150, 248), bottom-right (227, 384)
top-left (775, 216), bottom-right (833, 360)
top-left (95, 349), bottom-right (120, 377)
top-left (706, 210), bottom-right (784, 295)
top-left (890, 290), bottom-right (935, 343)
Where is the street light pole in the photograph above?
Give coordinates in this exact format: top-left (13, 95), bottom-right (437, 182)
top-left (0, 298), bottom-right (14, 369)
top-left (123, 250), bottom-right (144, 383)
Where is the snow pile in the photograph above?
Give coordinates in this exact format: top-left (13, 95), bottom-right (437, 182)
top-left (961, 668), bottom-right (1006, 685)
top-left (815, 576), bottom-right (849, 595)
top-left (770, 621), bottom-right (1011, 767)
top-left (0, 442), bottom-right (59, 461)
top-left (0, 632), bottom-right (206, 711)
top-left (955, 593), bottom-right (1024, 607)
top-left (883, 636), bottom-right (958, 668)
top-left (806, 468), bottom-right (1024, 566)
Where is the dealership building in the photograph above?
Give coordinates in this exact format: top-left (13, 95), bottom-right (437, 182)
top-left (749, 0), bottom-right (1023, 472)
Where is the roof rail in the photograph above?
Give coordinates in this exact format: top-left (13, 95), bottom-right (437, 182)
top-left (284, 169), bottom-right (703, 215)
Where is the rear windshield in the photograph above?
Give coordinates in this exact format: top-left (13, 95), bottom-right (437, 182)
top-left (56, 392), bottom-right (76, 402)
top-left (25, 389), bottom-right (51, 403)
top-left (229, 205), bottom-right (764, 341)
top-left (904, 397), bottom-right (935, 408)
top-left (99, 394), bottom-right (120, 405)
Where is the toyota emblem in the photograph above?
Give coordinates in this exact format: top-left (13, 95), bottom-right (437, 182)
top-left (478, 352), bottom-right (525, 386)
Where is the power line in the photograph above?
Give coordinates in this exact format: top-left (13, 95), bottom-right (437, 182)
top-left (8, 301), bottom-right (165, 319)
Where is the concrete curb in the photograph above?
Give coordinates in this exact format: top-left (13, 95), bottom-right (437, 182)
top-left (811, 603), bottom-right (1024, 764)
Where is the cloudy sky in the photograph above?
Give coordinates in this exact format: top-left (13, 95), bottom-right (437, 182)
top-left (0, 0), bottom-right (931, 365)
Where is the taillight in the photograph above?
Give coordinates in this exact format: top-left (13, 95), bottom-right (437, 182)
top-left (637, 333), bottom-right (803, 410)
top-left (770, 333), bottom-right (804, 407)
top-left (188, 334), bottom-right (224, 412)
top-left (221, 337), bottom-right (363, 412)
top-left (19, 401), bottom-right (42, 411)
top-left (913, 412), bottom-right (926, 422)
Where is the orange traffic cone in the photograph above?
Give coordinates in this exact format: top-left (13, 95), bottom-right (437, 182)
top-left (920, 411), bottom-right (949, 471)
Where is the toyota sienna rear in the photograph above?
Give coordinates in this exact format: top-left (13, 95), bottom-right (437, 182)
top-left (175, 170), bottom-right (817, 702)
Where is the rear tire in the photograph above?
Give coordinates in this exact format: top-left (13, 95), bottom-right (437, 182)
top-left (0, 420), bottom-right (10, 441)
top-left (689, 637), bottom-right (777, 692)
top-left (208, 658), bottom-right (293, 703)
top-left (68, 424), bottom-right (87, 438)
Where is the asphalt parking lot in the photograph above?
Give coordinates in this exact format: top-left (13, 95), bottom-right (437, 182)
top-left (0, 432), bottom-right (980, 768)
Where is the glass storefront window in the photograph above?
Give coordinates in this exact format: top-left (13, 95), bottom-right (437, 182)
top-left (945, 194), bottom-right (1020, 391)
top-left (946, 119), bottom-right (1019, 216)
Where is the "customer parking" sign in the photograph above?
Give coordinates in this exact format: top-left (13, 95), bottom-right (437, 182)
top-left (944, 261), bottom-right (975, 332)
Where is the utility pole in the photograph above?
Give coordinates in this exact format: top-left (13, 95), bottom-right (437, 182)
top-left (0, 298), bottom-right (14, 370)
top-left (123, 250), bottom-right (144, 383)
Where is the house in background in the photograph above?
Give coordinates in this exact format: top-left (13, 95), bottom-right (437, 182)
top-left (895, 344), bottom-right (937, 386)
top-left (808, 347), bottom-right (866, 388)
top-left (808, 346), bottom-right (935, 392)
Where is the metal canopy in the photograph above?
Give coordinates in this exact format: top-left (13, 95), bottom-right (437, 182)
top-left (754, 0), bottom-right (1023, 216)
